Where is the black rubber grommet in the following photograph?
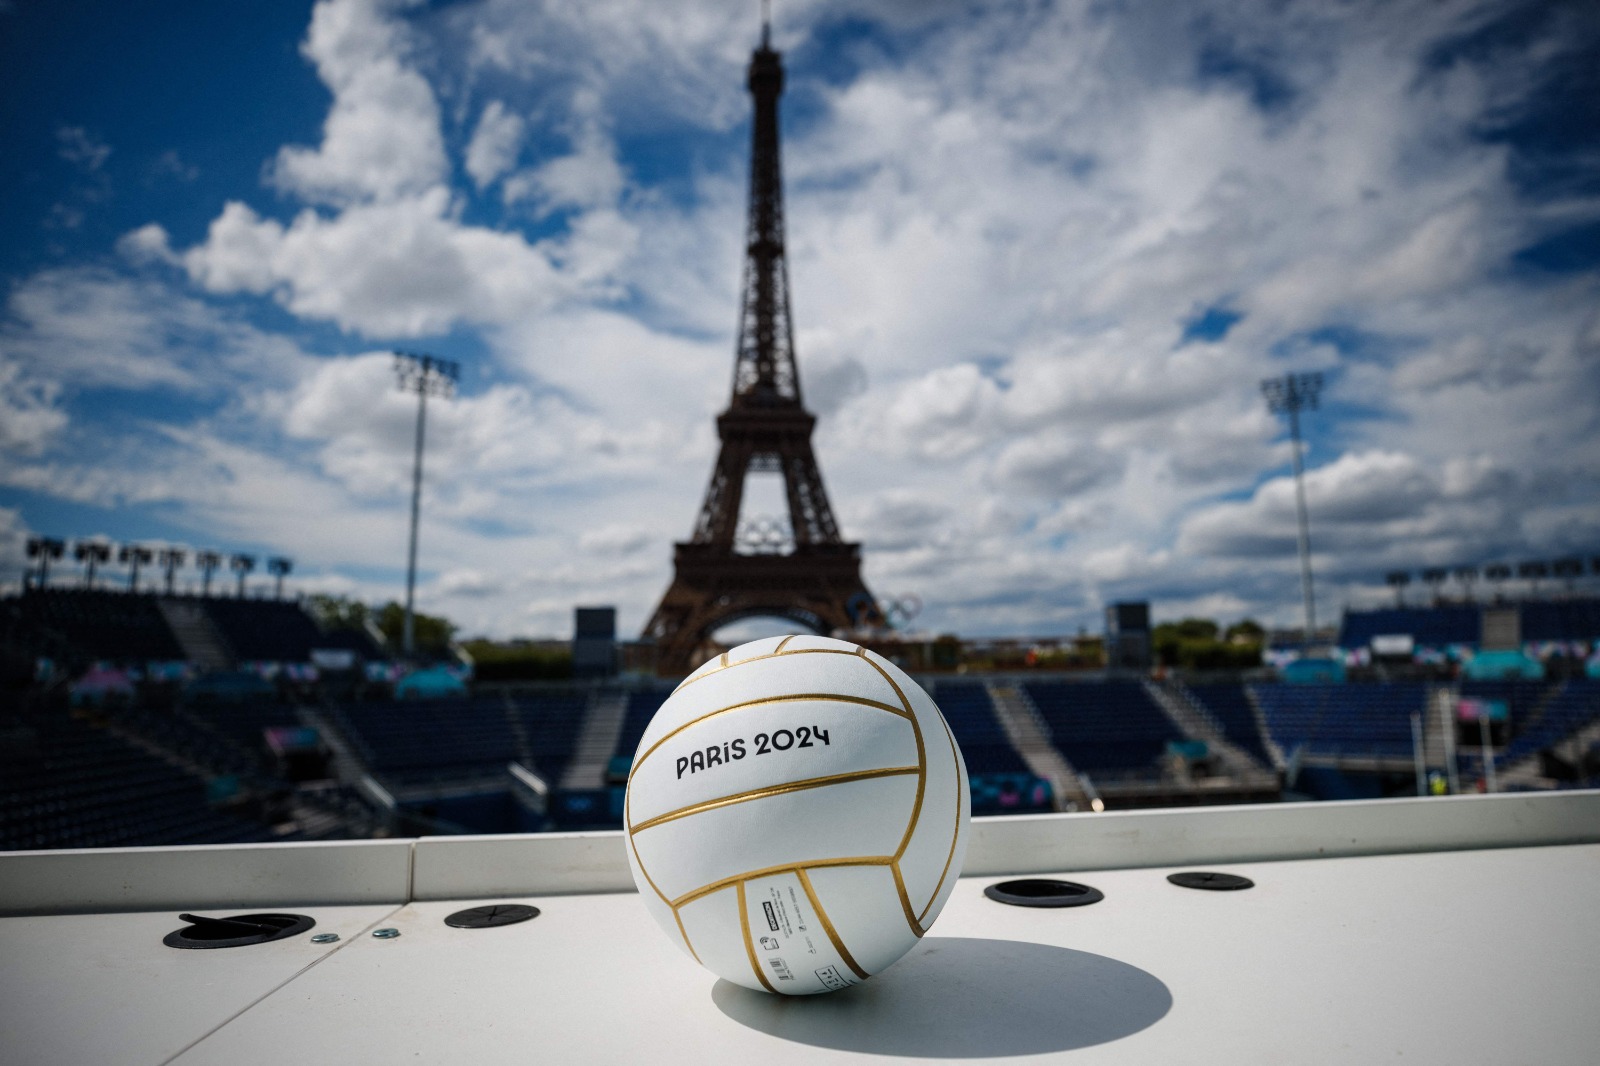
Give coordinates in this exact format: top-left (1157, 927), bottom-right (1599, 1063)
top-left (983, 879), bottom-right (1104, 907)
top-left (444, 904), bottom-right (541, 929)
top-left (164, 913), bottom-right (315, 949)
top-left (1167, 871), bottom-right (1254, 891)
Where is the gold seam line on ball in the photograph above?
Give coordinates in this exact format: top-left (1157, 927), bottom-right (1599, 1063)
top-left (625, 818), bottom-right (673, 906)
top-left (917, 708), bottom-right (964, 924)
top-left (623, 759), bottom-right (673, 906)
top-left (890, 861), bottom-right (925, 938)
top-left (672, 906), bottom-right (703, 966)
top-left (672, 855), bottom-right (895, 910)
top-left (626, 692), bottom-right (914, 785)
top-left (719, 651), bottom-right (730, 668)
top-left (775, 634), bottom-right (797, 652)
top-left (859, 652), bottom-right (927, 863)
top-left (738, 881), bottom-right (779, 994)
top-left (670, 647), bottom-right (863, 695)
top-left (797, 867), bottom-right (870, 981)
top-left (628, 766), bottom-right (921, 834)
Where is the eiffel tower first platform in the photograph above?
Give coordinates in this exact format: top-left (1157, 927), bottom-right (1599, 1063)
top-left (643, 24), bottom-right (879, 675)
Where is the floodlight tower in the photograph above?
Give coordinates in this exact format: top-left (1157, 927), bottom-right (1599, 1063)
top-left (394, 351), bottom-right (459, 658)
top-left (268, 556), bottom-right (293, 600)
top-left (1261, 372), bottom-right (1323, 648)
top-left (76, 541), bottom-right (111, 589)
top-left (197, 551), bottom-right (222, 597)
top-left (230, 554), bottom-right (256, 598)
top-left (158, 548), bottom-right (186, 595)
top-left (25, 537), bottom-right (64, 589)
top-left (120, 544), bottom-right (153, 593)
top-left (1385, 570), bottom-right (1411, 609)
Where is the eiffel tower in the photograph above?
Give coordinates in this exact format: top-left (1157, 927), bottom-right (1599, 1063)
top-left (643, 21), bottom-right (879, 675)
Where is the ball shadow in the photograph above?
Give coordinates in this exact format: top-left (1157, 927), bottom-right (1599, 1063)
top-left (711, 936), bottom-right (1172, 1058)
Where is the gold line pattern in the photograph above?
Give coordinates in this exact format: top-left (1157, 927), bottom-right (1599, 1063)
top-left (629, 766), bottom-right (920, 834)
top-left (856, 650), bottom-right (928, 938)
top-left (889, 862), bottom-right (924, 938)
top-left (861, 653), bottom-right (926, 863)
top-left (627, 832), bottom-right (672, 902)
top-left (738, 881), bottom-right (778, 994)
top-left (626, 691), bottom-right (913, 784)
top-left (797, 868), bottom-right (870, 981)
top-left (672, 855), bottom-right (895, 910)
top-left (774, 634), bottom-right (797, 652)
top-left (673, 908), bottom-right (703, 965)
top-left (917, 706), bottom-right (965, 924)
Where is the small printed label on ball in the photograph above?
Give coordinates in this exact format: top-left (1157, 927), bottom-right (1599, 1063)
top-left (675, 725), bottom-right (830, 779)
top-left (748, 876), bottom-right (860, 991)
top-left (814, 965), bottom-right (852, 991)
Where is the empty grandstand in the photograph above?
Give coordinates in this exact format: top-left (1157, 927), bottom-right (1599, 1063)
top-left (6, 572), bottom-right (1600, 848)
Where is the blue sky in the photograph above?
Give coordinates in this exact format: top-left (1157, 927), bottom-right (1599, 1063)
top-left (2, 0), bottom-right (1598, 640)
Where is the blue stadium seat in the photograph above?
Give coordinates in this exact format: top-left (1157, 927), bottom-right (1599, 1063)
top-left (1187, 682), bottom-right (1274, 765)
top-left (1250, 682), bottom-right (1428, 758)
top-left (1021, 680), bottom-right (1180, 776)
top-left (930, 681), bottom-right (1028, 774)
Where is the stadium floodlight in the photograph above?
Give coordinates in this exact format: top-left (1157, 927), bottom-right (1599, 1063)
top-left (196, 551), bottom-right (222, 597)
top-left (119, 544), bottom-right (154, 593)
top-left (230, 554), bottom-right (256, 598)
top-left (1261, 372), bottom-right (1323, 647)
top-left (1420, 567), bottom-right (1448, 600)
top-left (158, 548), bottom-right (186, 595)
top-left (267, 556), bottom-right (293, 600)
top-left (394, 350), bottom-right (460, 658)
top-left (1385, 570), bottom-right (1411, 608)
top-left (75, 541), bottom-right (112, 589)
top-left (1551, 557), bottom-right (1583, 588)
top-left (25, 536), bottom-right (65, 588)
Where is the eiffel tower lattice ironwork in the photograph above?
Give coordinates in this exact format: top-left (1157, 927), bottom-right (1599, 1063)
top-left (643, 25), bottom-right (879, 674)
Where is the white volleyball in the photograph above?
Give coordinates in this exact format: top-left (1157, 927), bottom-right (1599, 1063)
top-left (625, 634), bottom-right (970, 995)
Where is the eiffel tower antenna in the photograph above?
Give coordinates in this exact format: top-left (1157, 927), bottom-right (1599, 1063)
top-left (761, 0), bottom-right (772, 46)
top-left (643, 22), bottom-right (880, 674)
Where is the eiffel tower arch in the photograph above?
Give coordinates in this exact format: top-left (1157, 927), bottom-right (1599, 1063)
top-left (643, 24), bottom-right (879, 675)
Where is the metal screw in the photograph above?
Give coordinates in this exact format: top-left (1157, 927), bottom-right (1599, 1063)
top-left (372, 928), bottom-right (401, 939)
top-left (310, 933), bottom-right (340, 944)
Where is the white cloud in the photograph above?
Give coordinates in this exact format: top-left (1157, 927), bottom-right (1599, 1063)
top-left (181, 192), bottom-right (567, 337)
top-left (1, 266), bottom-right (304, 395)
top-left (464, 100), bottom-right (525, 190)
top-left (0, 363), bottom-right (66, 456)
top-left (503, 120), bottom-right (624, 215)
top-left (269, 0), bottom-right (448, 205)
top-left (56, 126), bottom-right (110, 171)
top-left (14, 0), bottom-right (1600, 638)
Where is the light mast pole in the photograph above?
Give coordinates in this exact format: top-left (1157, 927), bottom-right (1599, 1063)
top-left (394, 352), bottom-right (459, 658)
top-left (1262, 372), bottom-right (1324, 649)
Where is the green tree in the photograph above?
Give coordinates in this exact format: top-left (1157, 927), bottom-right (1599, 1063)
top-left (373, 601), bottom-right (456, 652)
top-left (1154, 617), bottom-right (1260, 671)
top-left (306, 594), bottom-right (369, 631)
top-left (1225, 619), bottom-right (1265, 644)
